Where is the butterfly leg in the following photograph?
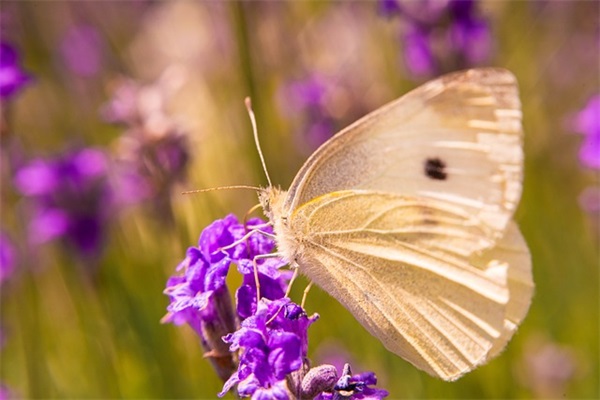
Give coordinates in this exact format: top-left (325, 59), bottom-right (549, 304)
top-left (301, 281), bottom-right (314, 309)
top-left (251, 252), bottom-right (285, 304)
top-left (252, 256), bottom-right (261, 302)
top-left (285, 267), bottom-right (299, 298)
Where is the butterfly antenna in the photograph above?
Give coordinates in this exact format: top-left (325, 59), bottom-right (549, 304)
top-left (245, 97), bottom-right (273, 188)
top-left (181, 185), bottom-right (261, 195)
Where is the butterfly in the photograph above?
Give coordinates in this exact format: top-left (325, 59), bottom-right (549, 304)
top-left (255, 68), bottom-right (534, 381)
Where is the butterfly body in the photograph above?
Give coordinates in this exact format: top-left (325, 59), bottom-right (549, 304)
top-left (257, 68), bottom-right (533, 381)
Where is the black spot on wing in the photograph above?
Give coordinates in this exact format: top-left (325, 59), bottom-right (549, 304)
top-left (424, 157), bottom-right (447, 180)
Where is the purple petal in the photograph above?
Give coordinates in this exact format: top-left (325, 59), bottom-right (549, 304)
top-left (574, 95), bottom-right (600, 137)
top-left (252, 381), bottom-right (291, 400)
top-left (353, 371), bottom-right (378, 386)
top-left (236, 284), bottom-right (257, 320)
top-left (0, 233), bottom-right (16, 284)
top-left (0, 42), bottom-right (31, 99)
top-left (60, 25), bottom-right (103, 77)
top-left (200, 214), bottom-right (241, 262)
top-left (378, 0), bottom-right (401, 17)
top-left (183, 247), bottom-right (208, 291)
top-left (204, 258), bottom-right (232, 291)
top-left (72, 148), bottom-right (108, 178)
top-left (219, 369), bottom-right (241, 397)
top-left (29, 208), bottom-right (70, 243)
top-left (448, 0), bottom-right (476, 20)
top-left (68, 215), bottom-right (104, 256)
top-left (449, 17), bottom-right (492, 64)
top-left (403, 25), bottom-right (436, 77)
top-left (14, 160), bottom-right (59, 196)
top-left (580, 134), bottom-right (600, 169)
top-left (267, 331), bottom-right (303, 379)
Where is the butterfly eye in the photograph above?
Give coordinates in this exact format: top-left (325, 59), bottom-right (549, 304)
top-left (424, 157), bottom-right (447, 180)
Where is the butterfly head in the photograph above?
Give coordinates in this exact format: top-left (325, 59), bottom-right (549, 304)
top-left (258, 186), bottom-right (300, 264)
top-left (258, 186), bottom-right (287, 223)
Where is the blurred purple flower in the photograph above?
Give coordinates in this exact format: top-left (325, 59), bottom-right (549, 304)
top-left (572, 94), bottom-right (600, 169)
top-left (59, 24), bottom-right (103, 77)
top-left (520, 336), bottom-right (578, 398)
top-left (0, 384), bottom-right (11, 400)
top-left (379, 0), bottom-right (449, 22)
top-left (0, 41), bottom-right (31, 99)
top-left (378, 0), bottom-right (402, 17)
top-left (102, 72), bottom-right (191, 221)
top-left (278, 75), bottom-right (337, 152)
top-left (380, 0), bottom-right (492, 78)
top-left (0, 232), bottom-right (15, 284)
top-left (13, 148), bottom-right (112, 260)
top-left (448, 1), bottom-right (492, 65)
top-left (403, 24), bottom-right (436, 77)
top-left (314, 342), bottom-right (357, 374)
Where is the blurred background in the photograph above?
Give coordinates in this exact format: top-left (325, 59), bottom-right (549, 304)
top-left (0, 1), bottom-right (598, 398)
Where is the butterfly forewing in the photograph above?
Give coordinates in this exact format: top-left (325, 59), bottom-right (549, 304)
top-left (284, 68), bottom-right (523, 235)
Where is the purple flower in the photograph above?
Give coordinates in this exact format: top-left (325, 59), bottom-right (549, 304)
top-left (59, 25), bottom-right (103, 77)
top-left (572, 94), bottom-right (600, 169)
top-left (220, 297), bottom-right (318, 399)
top-left (0, 384), bottom-right (12, 400)
top-left (0, 41), bottom-right (31, 99)
top-left (278, 75), bottom-right (337, 152)
top-left (402, 24), bottom-right (436, 77)
top-left (315, 364), bottom-right (389, 400)
top-left (448, 1), bottom-right (492, 65)
top-left (380, 0), bottom-right (449, 24)
top-left (0, 232), bottom-right (15, 284)
top-left (13, 148), bottom-right (112, 260)
top-left (102, 72), bottom-right (192, 220)
top-left (519, 335), bottom-right (578, 399)
top-left (164, 214), bottom-right (287, 382)
top-left (165, 215), bottom-right (388, 398)
top-left (378, 0), bottom-right (402, 17)
top-left (383, 0), bottom-right (492, 78)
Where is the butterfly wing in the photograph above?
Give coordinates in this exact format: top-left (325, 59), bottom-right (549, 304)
top-left (289, 190), bottom-right (533, 381)
top-left (284, 68), bottom-right (523, 235)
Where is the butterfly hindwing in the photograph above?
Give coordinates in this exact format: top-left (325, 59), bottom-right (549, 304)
top-left (288, 190), bottom-right (533, 380)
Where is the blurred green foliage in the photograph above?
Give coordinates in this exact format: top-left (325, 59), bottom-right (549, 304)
top-left (1, 1), bottom-right (598, 399)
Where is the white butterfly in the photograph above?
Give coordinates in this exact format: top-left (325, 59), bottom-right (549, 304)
top-left (255, 68), bottom-right (533, 381)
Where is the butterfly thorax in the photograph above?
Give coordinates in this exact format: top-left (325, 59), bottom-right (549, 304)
top-left (258, 186), bottom-right (301, 265)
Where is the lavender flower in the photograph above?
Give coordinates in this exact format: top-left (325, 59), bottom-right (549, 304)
top-left (0, 232), bottom-right (15, 284)
top-left (59, 24), bottom-right (103, 77)
top-left (377, 0), bottom-right (402, 17)
top-left (519, 336), bottom-right (578, 399)
top-left (220, 297), bottom-right (318, 399)
top-left (0, 384), bottom-right (11, 400)
top-left (315, 364), bottom-right (389, 400)
top-left (0, 41), bottom-right (31, 99)
top-left (278, 75), bottom-right (337, 153)
top-left (379, 0), bottom-right (492, 78)
top-left (572, 94), bottom-right (600, 169)
top-left (163, 214), bottom-right (288, 382)
top-left (165, 214), bottom-right (388, 398)
top-left (102, 71), bottom-right (191, 222)
top-left (13, 147), bottom-right (112, 261)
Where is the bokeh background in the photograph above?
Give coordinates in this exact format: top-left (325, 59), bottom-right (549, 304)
top-left (1, 1), bottom-right (598, 399)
